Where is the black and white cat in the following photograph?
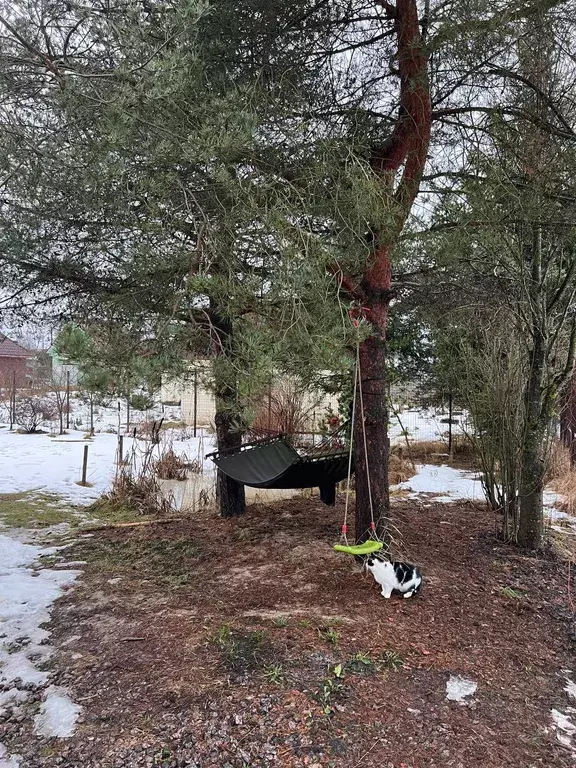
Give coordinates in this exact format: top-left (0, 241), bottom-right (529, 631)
top-left (365, 556), bottom-right (422, 599)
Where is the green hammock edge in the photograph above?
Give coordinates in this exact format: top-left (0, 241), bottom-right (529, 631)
top-left (333, 540), bottom-right (383, 556)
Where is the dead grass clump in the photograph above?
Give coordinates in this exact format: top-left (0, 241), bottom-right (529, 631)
top-left (548, 441), bottom-right (576, 516)
top-left (401, 436), bottom-right (474, 464)
top-left (546, 440), bottom-right (572, 483)
top-left (154, 447), bottom-right (188, 480)
top-left (388, 452), bottom-right (415, 484)
top-left (97, 470), bottom-right (175, 517)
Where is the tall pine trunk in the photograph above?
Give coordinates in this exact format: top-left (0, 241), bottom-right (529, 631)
top-left (518, 335), bottom-right (546, 548)
top-left (214, 391), bottom-right (246, 518)
top-left (211, 310), bottom-right (246, 518)
top-left (353, 290), bottom-right (391, 548)
top-left (346, 0), bottom-right (431, 545)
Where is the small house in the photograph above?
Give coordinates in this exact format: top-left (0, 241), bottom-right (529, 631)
top-left (0, 334), bottom-right (33, 388)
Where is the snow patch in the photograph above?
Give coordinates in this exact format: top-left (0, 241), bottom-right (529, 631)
top-left (550, 674), bottom-right (576, 753)
top-left (0, 689), bottom-right (29, 707)
top-left (33, 685), bottom-right (82, 738)
top-left (565, 678), bottom-right (576, 701)
top-left (397, 465), bottom-right (484, 503)
top-left (446, 675), bottom-right (477, 703)
top-left (0, 743), bottom-right (21, 768)
top-left (0, 538), bottom-right (81, 687)
top-left (0, 430), bottom-right (215, 504)
top-left (551, 708), bottom-right (576, 750)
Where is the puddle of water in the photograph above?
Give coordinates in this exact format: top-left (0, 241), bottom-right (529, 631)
top-left (160, 472), bottom-right (300, 512)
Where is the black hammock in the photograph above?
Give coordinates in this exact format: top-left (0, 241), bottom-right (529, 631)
top-left (207, 430), bottom-right (353, 506)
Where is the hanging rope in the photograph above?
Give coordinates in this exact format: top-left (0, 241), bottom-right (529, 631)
top-left (341, 338), bottom-right (359, 545)
top-left (355, 340), bottom-right (378, 539)
top-left (340, 305), bottom-right (379, 545)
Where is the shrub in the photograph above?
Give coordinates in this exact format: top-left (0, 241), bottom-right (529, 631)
top-left (130, 393), bottom-right (155, 411)
top-left (14, 394), bottom-right (57, 433)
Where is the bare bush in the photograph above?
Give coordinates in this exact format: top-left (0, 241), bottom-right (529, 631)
top-left (252, 380), bottom-right (324, 436)
top-left (13, 393), bottom-right (57, 433)
top-left (458, 322), bottom-right (526, 541)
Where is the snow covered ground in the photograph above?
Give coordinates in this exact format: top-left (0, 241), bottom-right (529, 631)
top-left (389, 407), bottom-right (467, 446)
top-left (395, 464), bottom-right (484, 503)
top-left (0, 427), bottom-right (215, 505)
top-left (0, 410), bottom-right (215, 765)
top-left (0, 534), bottom-right (83, 765)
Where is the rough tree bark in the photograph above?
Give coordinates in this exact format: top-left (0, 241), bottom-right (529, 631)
top-left (340, 0), bottom-right (431, 546)
top-left (211, 311), bottom-right (246, 518)
top-left (517, 332), bottom-right (546, 548)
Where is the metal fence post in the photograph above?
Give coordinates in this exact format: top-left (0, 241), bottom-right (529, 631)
top-left (193, 368), bottom-right (198, 438)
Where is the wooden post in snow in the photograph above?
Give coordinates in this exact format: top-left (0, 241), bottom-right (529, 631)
top-left (81, 444), bottom-right (89, 485)
top-left (66, 369), bottom-right (71, 430)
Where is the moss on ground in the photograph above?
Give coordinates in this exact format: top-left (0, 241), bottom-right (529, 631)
top-left (0, 491), bottom-right (79, 529)
top-left (83, 498), bottom-right (145, 526)
top-left (71, 536), bottom-right (200, 588)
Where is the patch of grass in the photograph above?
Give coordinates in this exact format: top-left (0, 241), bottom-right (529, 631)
top-left (317, 664), bottom-right (345, 715)
top-left (84, 499), bottom-right (142, 525)
top-left (263, 663), bottom-right (286, 685)
top-left (272, 616), bottom-right (289, 628)
top-left (71, 536), bottom-right (200, 588)
top-left (153, 745), bottom-right (172, 767)
top-left (213, 624), bottom-right (266, 672)
top-left (37, 553), bottom-right (60, 567)
top-left (346, 651), bottom-right (379, 676)
top-left (104, 469), bottom-right (176, 517)
top-left (499, 585), bottom-right (525, 599)
top-left (160, 421), bottom-right (186, 430)
top-left (39, 745), bottom-right (60, 759)
top-left (0, 491), bottom-right (78, 529)
top-left (401, 437), bottom-right (476, 469)
top-left (299, 619), bottom-right (313, 629)
top-left (318, 626), bottom-right (340, 647)
top-left (380, 650), bottom-right (404, 670)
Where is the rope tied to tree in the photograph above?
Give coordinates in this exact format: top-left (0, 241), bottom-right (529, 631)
top-left (337, 307), bottom-right (381, 554)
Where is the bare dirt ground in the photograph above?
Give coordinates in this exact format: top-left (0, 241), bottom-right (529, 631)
top-left (3, 495), bottom-right (576, 768)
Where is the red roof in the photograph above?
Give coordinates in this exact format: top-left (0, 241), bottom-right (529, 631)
top-left (0, 335), bottom-right (31, 359)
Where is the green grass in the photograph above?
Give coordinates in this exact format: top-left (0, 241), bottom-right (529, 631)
top-left (272, 616), bottom-right (289, 628)
top-left (346, 651), bottom-right (379, 675)
top-left (83, 498), bottom-right (145, 526)
top-left (71, 536), bottom-right (200, 588)
top-left (380, 650), bottom-right (405, 670)
top-left (213, 624), bottom-right (267, 672)
top-left (318, 626), bottom-right (340, 647)
top-left (499, 585), bottom-right (525, 599)
top-left (263, 663), bottom-right (286, 685)
top-left (318, 664), bottom-right (346, 715)
top-left (0, 491), bottom-right (78, 529)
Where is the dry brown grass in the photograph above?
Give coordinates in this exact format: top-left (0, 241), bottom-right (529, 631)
top-left (548, 440), bottom-right (576, 516)
top-left (395, 436), bottom-right (474, 464)
top-left (388, 452), bottom-right (416, 484)
top-left (95, 469), bottom-right (176, 517)
top-left (154, 447), bottom-right (189, 480)
top-left (546, 440), bottom-right (572, 483)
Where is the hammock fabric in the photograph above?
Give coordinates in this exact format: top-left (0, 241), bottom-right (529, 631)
top-left (207, 435), bottom-right (352, 506)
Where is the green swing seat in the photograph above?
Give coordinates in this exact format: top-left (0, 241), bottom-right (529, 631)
top-left (333, 540), bottom-right (383, 556)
